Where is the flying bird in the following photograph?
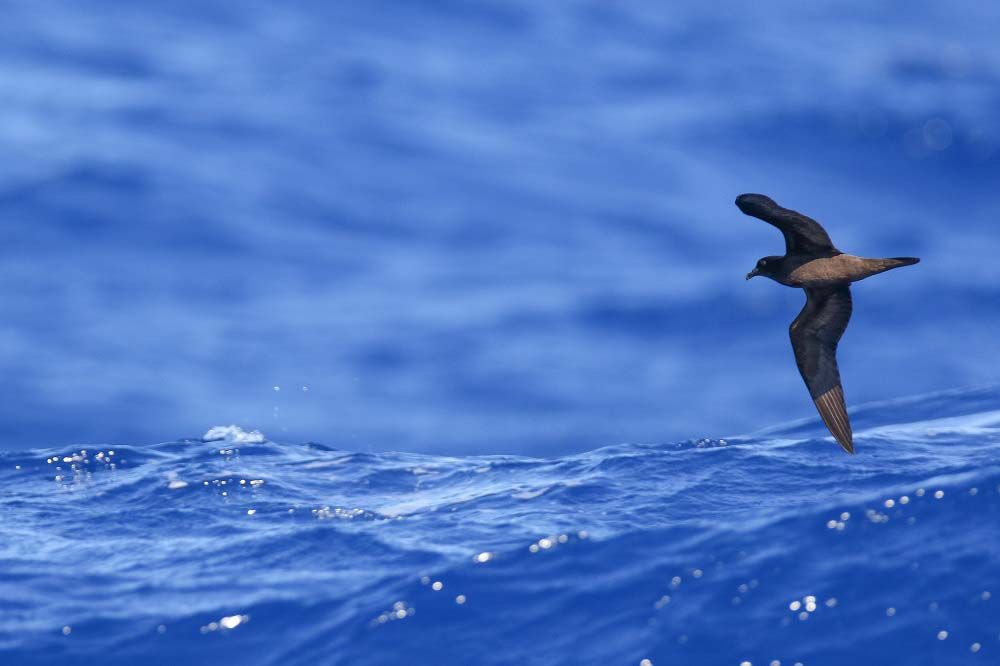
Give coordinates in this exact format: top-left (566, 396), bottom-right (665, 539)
top-left (737, 193), bottom-right (919, 454)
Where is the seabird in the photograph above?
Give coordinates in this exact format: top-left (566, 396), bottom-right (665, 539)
top-left (737, 193), bottom-right (919, 454)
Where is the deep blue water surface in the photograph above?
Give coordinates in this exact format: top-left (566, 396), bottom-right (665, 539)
top-left (3, 387), bottom-right (1000, 665)
top-left (0, 0), bottom-right (997, 454)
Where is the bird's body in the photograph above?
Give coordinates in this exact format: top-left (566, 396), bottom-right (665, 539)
top-left (769, 254), bottom-right (919, 288)
top-left (737, 193), bottom-right (919, 454)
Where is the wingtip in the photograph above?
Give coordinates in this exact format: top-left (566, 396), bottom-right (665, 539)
top-left (814, 387), bottom-right (855, 455)
top-left (735, 193), bottom-right (775, 214)
top-left (829, 424), bottom-right (854, 455)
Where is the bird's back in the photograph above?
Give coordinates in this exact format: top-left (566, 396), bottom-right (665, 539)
top-left (785, 254), bottom-right (919, 288)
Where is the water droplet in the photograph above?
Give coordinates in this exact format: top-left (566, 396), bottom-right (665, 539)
top-left (219, 615), bottom-right (246, 630)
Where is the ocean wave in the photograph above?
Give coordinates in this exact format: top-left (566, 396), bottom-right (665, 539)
top-left (2, 386), bottom-right (1000, 665)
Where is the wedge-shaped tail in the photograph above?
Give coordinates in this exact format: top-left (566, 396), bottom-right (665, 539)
top-left (862, 256), bottom-right (920, 277)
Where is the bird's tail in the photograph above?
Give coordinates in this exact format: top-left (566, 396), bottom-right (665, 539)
top-left (862, 256), bottom-right (920, 277)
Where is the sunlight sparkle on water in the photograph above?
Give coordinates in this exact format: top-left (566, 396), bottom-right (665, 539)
top-left (200, 614), bottom-right (249, 633)
top-left (220, 615), bottom-right (245, 630)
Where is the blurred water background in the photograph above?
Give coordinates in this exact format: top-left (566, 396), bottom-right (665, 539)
top-left (2, 2), bottom-right (1000, 665)
top-left (1, 0), bottom-right (996, 455)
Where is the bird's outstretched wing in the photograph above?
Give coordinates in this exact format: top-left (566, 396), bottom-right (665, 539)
top-left (789, 285), bottom-right (854, 453)
top-left (736, 193), bottom-right (838, 256)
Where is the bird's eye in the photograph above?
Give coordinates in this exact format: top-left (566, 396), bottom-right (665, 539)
top-left (758, 259), bottom-right (766, 267)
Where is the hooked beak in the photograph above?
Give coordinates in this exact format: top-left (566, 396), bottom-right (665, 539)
top-left (746, 269), bottom-right (760, 281)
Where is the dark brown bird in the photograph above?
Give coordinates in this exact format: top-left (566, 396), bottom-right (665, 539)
top-left (737, 193), bottom-right (919, 454)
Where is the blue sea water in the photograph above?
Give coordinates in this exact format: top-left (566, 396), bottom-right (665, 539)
top-left (0, 0), bottom-right (997, 454)
top-left (3, 387), bottom-right (1000, 665)
top-left (2, 1), bottom-right (1000, 664)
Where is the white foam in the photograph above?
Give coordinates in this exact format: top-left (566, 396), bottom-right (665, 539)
top-left (202, 425), bottom-right (266, 444)
top-left (862, 410), bottom-right (1000, 440)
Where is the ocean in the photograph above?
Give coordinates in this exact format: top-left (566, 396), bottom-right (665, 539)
top-left (0, 0), bottom-right (997, 454)
top-left (3, 387), bottom-right (1000, 665)
top-left (1, 1), bottom-right (998, 664)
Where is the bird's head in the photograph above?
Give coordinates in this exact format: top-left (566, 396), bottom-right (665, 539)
top-left (746, 256), bottom-right (782, 281)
